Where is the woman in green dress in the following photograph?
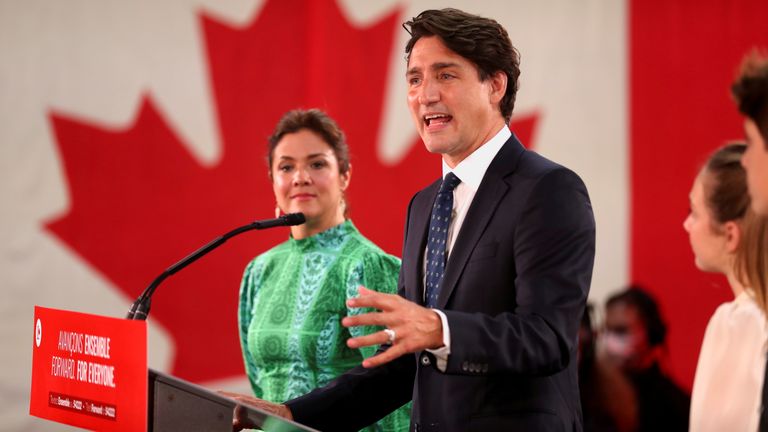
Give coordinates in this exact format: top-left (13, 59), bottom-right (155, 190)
top-left (230, 109), bottom-right (410, 431)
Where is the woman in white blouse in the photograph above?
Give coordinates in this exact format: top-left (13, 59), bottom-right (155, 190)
top-left (684, 143), bottom-right (768, 431)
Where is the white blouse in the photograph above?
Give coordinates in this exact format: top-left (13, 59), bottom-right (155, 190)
top-left (690, 291), bottom-right (768, 432)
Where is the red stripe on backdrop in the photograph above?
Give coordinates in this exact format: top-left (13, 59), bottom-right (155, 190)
top-left (631, 0), bottom-right (768, 390)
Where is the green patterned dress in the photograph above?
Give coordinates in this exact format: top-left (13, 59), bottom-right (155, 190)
top-left (239, 220), bottom-right (411, 431)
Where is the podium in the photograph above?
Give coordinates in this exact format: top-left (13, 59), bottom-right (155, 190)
top-left (149, 368), bottom-right (318, 432)
top-left (30, 306), bottom-right (318, 431)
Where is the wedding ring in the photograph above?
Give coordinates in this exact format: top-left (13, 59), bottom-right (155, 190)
top-left (383, 328), bottom-right (396, 344)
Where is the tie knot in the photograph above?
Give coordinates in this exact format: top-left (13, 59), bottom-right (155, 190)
top-left (440, 173), bottom-right (461, 194)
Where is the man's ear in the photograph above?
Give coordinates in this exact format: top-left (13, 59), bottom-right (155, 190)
top-left (723, 220), bottom-right (742, 254)
top-left (488, 70), bottom-right (507, 105)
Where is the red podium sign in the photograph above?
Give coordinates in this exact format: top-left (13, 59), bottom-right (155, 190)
top-left (29, 306), bottom-right (147, 431)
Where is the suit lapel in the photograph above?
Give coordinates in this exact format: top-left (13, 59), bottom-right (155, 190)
top-left (437, 136), bottom-right (526, 308)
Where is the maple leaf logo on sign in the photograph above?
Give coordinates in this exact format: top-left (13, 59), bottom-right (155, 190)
top-left (45, 0), bottom-right (538, 383)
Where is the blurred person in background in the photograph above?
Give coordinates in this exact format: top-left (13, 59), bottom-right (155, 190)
top-left (684, 143), bottom-right (768, 431)
top-left (579, 304), bottom-right (638, 432)
top-left (602, 286), bottom-right (689, 431)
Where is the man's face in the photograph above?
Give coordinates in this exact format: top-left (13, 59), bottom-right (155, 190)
top-left (742, 118), bottom-right (768, 215)
top-left (406, 36), bottom-right (507, 168)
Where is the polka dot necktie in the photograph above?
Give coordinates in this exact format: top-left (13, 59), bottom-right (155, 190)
top-left (425, 172), bottom-right (461, 308)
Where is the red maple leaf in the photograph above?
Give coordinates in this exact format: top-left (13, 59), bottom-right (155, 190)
top-left (46, 0), bottom-right (538, 383)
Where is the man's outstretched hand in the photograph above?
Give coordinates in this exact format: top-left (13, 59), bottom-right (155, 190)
top-left (344, 286), bottom-right (444, 368)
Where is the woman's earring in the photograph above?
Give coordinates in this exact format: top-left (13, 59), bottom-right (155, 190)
top-left (340, 195), bottom-right (347, 217)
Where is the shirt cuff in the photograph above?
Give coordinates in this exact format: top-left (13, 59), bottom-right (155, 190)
top-left (426, 309), bottom-right (451, 372)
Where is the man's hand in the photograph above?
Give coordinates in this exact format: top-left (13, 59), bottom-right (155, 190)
top-left (218, 391), bottom-right (292, 431)
top-left (343, 286), bottom-right (444, 368)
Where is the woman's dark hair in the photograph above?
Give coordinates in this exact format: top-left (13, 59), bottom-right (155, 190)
top-left (701, 143), bottom-right (749, 226)
top-left (732, 49), bottom-right (768, 145)
top-left (403, 8), bottom-right (521, 123)
top-left (267, 108), bottom-right (350, 175)
top-left (606, 286), bottom-right (667, 347)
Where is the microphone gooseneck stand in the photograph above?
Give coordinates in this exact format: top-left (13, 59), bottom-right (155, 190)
top-left (126, 213), bottom-right (305, 320)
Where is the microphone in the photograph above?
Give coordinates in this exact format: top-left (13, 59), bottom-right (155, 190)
top-left (252, 212), bottom-right (306, 229)
top-left (126, 213), bottom-right (305, 320)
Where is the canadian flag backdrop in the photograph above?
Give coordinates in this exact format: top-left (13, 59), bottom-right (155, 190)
top-left (1, 0), bottom-right (766, 429)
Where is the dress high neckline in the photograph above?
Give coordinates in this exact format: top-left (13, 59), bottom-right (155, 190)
top-left (290, 219), bottom-right (355, 251)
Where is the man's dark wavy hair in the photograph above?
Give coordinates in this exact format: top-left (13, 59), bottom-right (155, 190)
top-left (732, 49), bottom-right (768, 146)
top-left (403, 8), bottom-right (521, 123)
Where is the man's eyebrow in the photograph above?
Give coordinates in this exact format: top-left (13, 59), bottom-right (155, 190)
top-left (406, 62), bottom-right (461, 77)
top-left (406, 66), bottom-right (421, 76)
top-left (431, 62), bottom-right (460, 71)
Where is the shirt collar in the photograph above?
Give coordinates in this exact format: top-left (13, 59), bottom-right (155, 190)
top-left (441, 125), bottom-right (511, 190)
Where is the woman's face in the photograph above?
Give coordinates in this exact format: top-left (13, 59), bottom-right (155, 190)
top-left (271, 129), bottom-right (349, 229)
top-left (682, 173), bottom-right (730, 273)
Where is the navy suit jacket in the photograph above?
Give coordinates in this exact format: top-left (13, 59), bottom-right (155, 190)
top-left (287, 135), bottom-right (596, 432)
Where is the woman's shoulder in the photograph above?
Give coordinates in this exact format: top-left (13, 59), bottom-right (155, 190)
top-left (245, 239), bottom-right (293, 269)
top-left (708, 292), bottom-right (767, 333)
top-left (344, 221), bottom-right (401, 265)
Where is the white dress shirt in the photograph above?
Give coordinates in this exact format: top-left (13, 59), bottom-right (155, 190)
top-left (689, 290), bottom-right (768, 432)
top-left (425, 125), bottom-right (511, 370)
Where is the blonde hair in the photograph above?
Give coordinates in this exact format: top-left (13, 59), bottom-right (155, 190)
top-left (734, 208), bottom-right (768, 314)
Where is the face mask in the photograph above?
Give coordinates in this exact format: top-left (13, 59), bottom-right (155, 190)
top-left (600, 331), bottom-right (634, 360)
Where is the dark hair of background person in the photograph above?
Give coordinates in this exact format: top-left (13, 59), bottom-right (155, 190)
top-left (579, 304), bottom-right (638, 432)
top-left (605, 285), bottom-right (666, 347)
top-left (402, 8), bottom-right (521, 123)
top-left (267, 108), bottom-right (351, 176)
top-left (732, 49), bottom-right (768, 145)
top-left (580, 303), bottom-right (597, 366)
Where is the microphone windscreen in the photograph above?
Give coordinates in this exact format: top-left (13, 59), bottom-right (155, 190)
top-left (282, 213), bottom-right (306, 226)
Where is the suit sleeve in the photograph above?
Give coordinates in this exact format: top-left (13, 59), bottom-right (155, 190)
top-left (443, 167), bottom-right (595, 376)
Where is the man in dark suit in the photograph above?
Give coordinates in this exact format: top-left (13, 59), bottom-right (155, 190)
top-left (233, 8), bottom-right (595, 431)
